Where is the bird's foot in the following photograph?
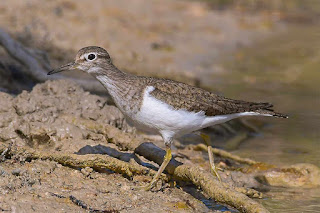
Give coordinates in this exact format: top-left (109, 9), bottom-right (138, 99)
top-left (136, 179), bottom-right (158, 191)
top-left (135, 147), bottom-right (172, 191)
top-left (209, 161), bottom-right (222, 182)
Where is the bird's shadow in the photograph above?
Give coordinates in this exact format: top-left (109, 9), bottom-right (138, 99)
top-left (75, 144), bottom-right (158, 171)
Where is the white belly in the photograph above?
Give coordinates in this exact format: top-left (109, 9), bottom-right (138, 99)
top-left (132, 96), bottom-right (207, 136)
top-left (130, 86), bottom-right (268, 138)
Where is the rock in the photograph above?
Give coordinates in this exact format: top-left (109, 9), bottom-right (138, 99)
top-left (256, 163), bottom-right (320, 188)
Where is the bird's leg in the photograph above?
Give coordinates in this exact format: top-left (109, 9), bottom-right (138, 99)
top-left (198, 132), bottom-right (211, 146)
top-left (208, 146), bottom-right (222, 182)
top-left (199, 132), bottom-right (222, 182)
top-left (142, 145), bottom-right (172, 191)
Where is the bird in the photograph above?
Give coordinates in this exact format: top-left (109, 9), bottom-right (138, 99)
top-left (48, 46), bottom-right (287, 190)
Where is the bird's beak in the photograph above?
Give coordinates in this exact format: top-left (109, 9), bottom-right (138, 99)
top-left (47, 62), bottom-right (78, 75)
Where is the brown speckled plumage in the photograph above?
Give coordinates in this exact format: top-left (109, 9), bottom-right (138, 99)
top-left (51, 46), bottom-right (288, 118)
top-left (147, 78), bottom-right (286, 117)
top-left (93, 70), bottom-right (287, 118)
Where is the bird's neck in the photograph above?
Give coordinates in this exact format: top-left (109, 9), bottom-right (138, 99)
top-left (92, 62), bottom-right (127, 80)
top-left (91, 63), bottom-right (135, 111)
top-left (91, 63), bottom-right (129, 89)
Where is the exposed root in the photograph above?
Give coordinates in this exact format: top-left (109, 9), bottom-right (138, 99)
top-left (135, 142), bottom-right (269, 213)
top-left (0, 143), bottom-right (162, 180)
top-left (0, 141), bottom-right (268, 212)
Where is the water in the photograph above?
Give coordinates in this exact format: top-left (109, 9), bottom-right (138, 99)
top-left (202, 25), bottom-right (320, 212)
top-left (260, 187), bottom-right (320, 213)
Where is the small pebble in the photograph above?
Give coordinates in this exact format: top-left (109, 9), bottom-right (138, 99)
top-left (28, 179), bottom-right (37, 186)
top-left (12, 168), bottom-right (22, 176)
top-left (81, 167), bottom-right (93, 176)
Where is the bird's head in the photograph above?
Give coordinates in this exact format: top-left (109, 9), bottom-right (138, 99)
top-left (48, 46), bottom-right (112, 75)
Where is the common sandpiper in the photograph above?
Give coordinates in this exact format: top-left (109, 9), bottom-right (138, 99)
top-left (48, 46), bottom-right (287, 190)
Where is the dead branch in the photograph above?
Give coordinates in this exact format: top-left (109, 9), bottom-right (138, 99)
top-left (135, 142), bottom-right (269, 213)
top-left (0, 143), bottom-right (161, 180)
top-left (0, 28), bottom-right (105, 93)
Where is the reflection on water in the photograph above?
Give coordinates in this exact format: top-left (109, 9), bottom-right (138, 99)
top-left (202, 25), bottom-right (320, 212)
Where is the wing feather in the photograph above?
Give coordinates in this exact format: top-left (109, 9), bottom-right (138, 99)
top-left (147, 78), bottom-right (286, 117)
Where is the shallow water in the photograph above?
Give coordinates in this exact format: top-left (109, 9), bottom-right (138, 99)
top-left (202, 25), bottom-right (320, 212)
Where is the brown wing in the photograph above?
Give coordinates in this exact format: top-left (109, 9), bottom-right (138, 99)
top-left (148, 78), bottom-right (287, 117)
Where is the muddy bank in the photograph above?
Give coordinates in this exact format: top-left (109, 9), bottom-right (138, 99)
top-left (0, 80), bottom-right (319, 212)
top-left (0, 80), bottom-right (210, 212)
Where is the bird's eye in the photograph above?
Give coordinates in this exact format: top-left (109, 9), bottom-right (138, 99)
top-left (86, 53), bottom-right (96, 61)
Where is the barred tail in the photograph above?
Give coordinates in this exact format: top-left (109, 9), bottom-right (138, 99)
top-left (253, 103), bottom-right (288, 118)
